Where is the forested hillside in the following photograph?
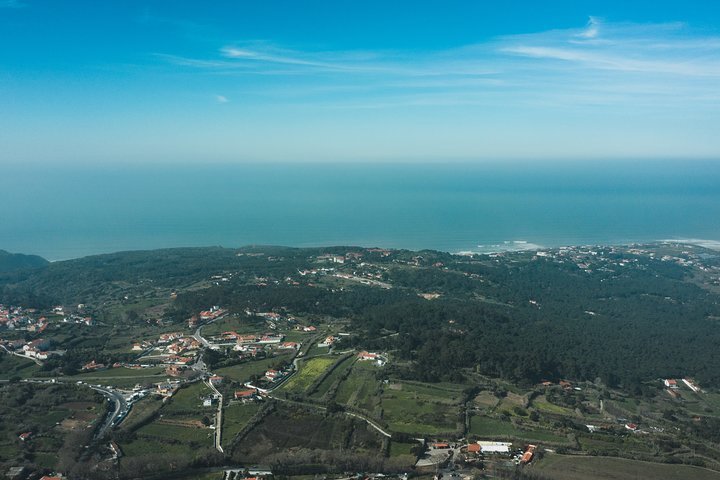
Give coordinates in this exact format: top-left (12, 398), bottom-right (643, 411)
top-left (2, 243), bottom-right (719, 389)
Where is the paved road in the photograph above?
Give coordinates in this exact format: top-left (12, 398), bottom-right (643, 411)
top-left (193, 314), bottom-right (227, 349)
top-left (5, 376), bottom-right (130, 441)
top-left (206, 378), bottom-right (224, 453)
top-left (90, 385), bottom-right (128, 438)
top-left (345, 411), bottom-right (392, 438)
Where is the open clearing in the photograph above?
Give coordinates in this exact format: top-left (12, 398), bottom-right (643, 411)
top-left (214, 354), bottom-right (293, 383)
top-left (280, 356), bottom-right (335, 393)
top-left (532, 454), bottom-right (720, 480)
top-left (222, 403), bottom-right (260, 449)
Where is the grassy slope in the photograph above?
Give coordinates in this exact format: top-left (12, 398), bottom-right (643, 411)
top-left (532, 455), bottom-right (720, 480)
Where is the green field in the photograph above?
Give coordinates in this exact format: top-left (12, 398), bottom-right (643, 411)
top-left (335, 361), bottom-right (381, 411)
top-left (0, 353), bottom-right (40, 379)
top-left (304, 343), bottom-right (332, 358)
top-left (389, 441), bottom-right (418, 457)
top-left (118, 395), bottom-right (165, 432)
top-left (281, 356), bottom-right (335, 393)
top-left (533, 454), bottom-right (720, 480)
top-left (469, 416), bottom-right (569, 444)
top-left (163, 381), bottom-right (215, 419)
top-left (474, 391), bottom-right (500, 411)
top-left (214, 354), bottom-right (293, 383)
top-left (222, 403), bottom-right (260, 448)
top-left (309, 355), bottom-right (355, 399)
top-left (201, 316), bottom-right (264, 337)
top-left (533, 397), bottom-right (576, 416)
top-left (231, 406), bottom-right (383, 463)
top-left (180, 472), bottom-right (224, 480)
top-left (381, 381), bottom-right (462, 435)
top-left (120, 436), bottom-right (199, 457)
top-left (135, 422), bottom-right (212, 444)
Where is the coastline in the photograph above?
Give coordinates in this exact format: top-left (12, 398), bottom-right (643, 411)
top-left (32, 237), bottom-right (720, 263)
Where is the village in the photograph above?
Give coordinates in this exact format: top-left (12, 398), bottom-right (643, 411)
top-left (2, 243), bottom-right (720, 480)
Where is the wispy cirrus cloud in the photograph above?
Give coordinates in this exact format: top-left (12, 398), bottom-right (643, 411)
top-left (155, 18), bottom-right (720, 111)
top-left (502, 19), bottom-right (720, 77)
top-left (0, 0), bottom-right (27, 8)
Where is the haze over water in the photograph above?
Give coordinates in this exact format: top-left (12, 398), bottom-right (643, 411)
top-left (3, 161), bottom-right (720, 261)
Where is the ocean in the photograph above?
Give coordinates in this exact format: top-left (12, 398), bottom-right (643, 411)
top-left (3, 160), bottom-right (720, 261)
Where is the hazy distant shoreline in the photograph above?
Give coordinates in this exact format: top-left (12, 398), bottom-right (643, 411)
top-left (3, 162), bottom-right (720, 261)
top-left (24, 237), bottom-right (714, 264)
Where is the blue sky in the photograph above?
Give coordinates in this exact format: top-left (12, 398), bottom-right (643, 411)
top-left (2, 1), bottom-right (720, 164)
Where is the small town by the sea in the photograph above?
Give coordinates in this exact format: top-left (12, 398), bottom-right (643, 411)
top-left (2, 241), bottom-right (720, 479)
top-left (4, 1), bottom-right (720, 479)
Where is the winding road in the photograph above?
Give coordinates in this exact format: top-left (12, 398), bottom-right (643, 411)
top-left (89, 384), bottom-right (129, 438)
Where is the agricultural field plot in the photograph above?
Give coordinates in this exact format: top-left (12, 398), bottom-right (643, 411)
top-left (604, 397), bottom-right (640, 417)
top-left (396, 381), bottom-right (465, 402)
top-left (118, 383), bottom-right (216, 462)
top-left (162, 382), bottom-right (215, 420)
top-left (683, 391), bottom-right (720, 417)
top-left (221, 403), bottom-right (260, 449)
top-left (280, 356), bottom-right (335, 394)
top-left (181, 473), bottom-right (224, 480)
top-left (120, 435), bottom-right (203, 458)
top-left (335, 361), bottom-right (381, 412)
top-left (214, 353), bottom-right (293, 383)
top-left (117, 395), bottom-right (165, 432)
top-left (473, 391), bottom-right (500, 412)
top-left (231, 406), bottom-right (383, 463)
top-left (135, 422), bottom-right (212, 444)
top-left (468, 416), bottom-right (570, 444)
top-left (282, 330), bottom-right (312, 343)
top-left (532, 454), bottom-right (720, 480)
top-left (494, 391), bottom-right (528, 415)
top-left (389, 441), bottom-right (419, 457)
top-left (0, 353), bottom-right (40, 379)
top-left (304, 343), bottom-right (333, 358)
top-left (309, 355), bottom-right (355, 399)
top-left (120, 403), bottom-right (216, 460)
top-left (381, 381), bottom-right (462, 435)
top-left (532, 396), bottom-right (577, 416)
top-left (201, 316), bottom-right (265, 337)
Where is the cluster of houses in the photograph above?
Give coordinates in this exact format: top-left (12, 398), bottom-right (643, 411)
top-left (0, 305), bottom-right (47, 331)
top-left (0, 337), bottom-right (61, 361)
top-left (200, 306), bottom-right (226, 322)
top-left (357, 351), bottom-right (386, 366)
top-left (316, 254), bottom-right (347, 264)
top-left (539, 379), bottom-right (580, 391)
top-left (155, 380), bottom-right (181, 398)
top-left (0, 304), bottom-right (94, 334)
top-left (198, 331), bottom-right (298, 358)
top-left (240, 364), bottom-right (294, 392)
top-left (234, 367), bottom-right (293, 401)
top-left (663, 377), bottom-right (701, 398)
top-left (132, 332), bottom-right (202, 358)
top-left (188, 306), bottom-right (226, 328)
